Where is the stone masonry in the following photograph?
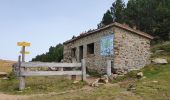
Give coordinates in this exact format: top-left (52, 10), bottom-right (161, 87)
top-left (63, 22), bottom-right (153, 74)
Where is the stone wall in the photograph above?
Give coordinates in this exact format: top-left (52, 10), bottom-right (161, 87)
top-left (114, 27), bottom-right (151, 72)
top-left (63, 28), bottom-right (115, 74)
top-left (63, 26), bottom-right (151, 74)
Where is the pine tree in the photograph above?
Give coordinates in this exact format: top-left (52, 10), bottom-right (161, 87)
top-left (101, 10), bottom-right (113, 26)
top-left (125, 0), bottom-right (170, 40)
top-left (110, 0), bottom-right (125, 23)
top-left (32, 44), bottom-right (63, 62)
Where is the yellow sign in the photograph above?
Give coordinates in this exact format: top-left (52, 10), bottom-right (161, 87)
top-left (17, 42), bottom-right (31, 47)
top-left (20, 51), bottom-right (30, 54)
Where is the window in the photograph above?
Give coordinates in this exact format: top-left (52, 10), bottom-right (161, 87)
top-left (87, 43), bottom-right (94, 54)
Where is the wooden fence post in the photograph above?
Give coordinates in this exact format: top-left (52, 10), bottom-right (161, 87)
top-left (81, 59), bottom-right (86, 81)
top-left (19, 56), bottom-right (25, 90)
top-left (107, 60), bottom-right (112, 76)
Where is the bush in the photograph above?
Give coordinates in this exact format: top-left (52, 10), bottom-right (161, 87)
top-left (8, 72), bottom-right (16, 80)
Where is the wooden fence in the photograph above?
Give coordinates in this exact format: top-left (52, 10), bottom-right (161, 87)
top-left (13, 56), bottom-right (86, 90)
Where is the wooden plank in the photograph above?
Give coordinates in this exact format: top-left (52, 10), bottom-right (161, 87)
top-left (20, 51), bottom-right (30, 54)
top-left (17, 42), bottom-right (30, 47)
top-left (20, 62), bottom-right (81, 68)
top-left (18, 55), bottom-right (25, 90)
top-left (21, 71), bottom-right (82, 76)
top-left (21, 46), bottom-right (25, 62)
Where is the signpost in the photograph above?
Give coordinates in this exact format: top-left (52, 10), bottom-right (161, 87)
top-left (17, 42), bottom-right (30, 62)
top-left (17, 41), bottom-right (30, 90)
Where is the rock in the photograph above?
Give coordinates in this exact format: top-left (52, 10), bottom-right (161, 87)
top-left (152, 80), bottom-right (158, 83)
top-left (131, 87), bottom-right (136, 90)
top-left (112, 74), bottom-right (118, 79)
top-left (142, 76), bottom-right (147, 79)
top-left (137, 72), bottom-right (143, 78)
top-left (0, 72), bottom-right (8, 77)
top-left (115, 69), bottom-right (128, 75)
top-left (99, 75), bottom-right (109, 83)
top-left (91, 78), bottom-right (100, 87)
top-left (127, 84), bottom-right (136, 91)
top-left (73, 80), bottom-right (79, 84)
top-left (86, 74), bottom-right (90, 77)
top-left (2, 77), bottom-right (9, 80)
top-left (91, 75), bottom-right (109, 87)
top-left (152, 58), bottom-right (168, 64)
top-left (155, 50), bottom-right (164, 53)
top-left (118, 75), bottom-right (124, 77)
top-left (124, 71), bottom-right (128, 75)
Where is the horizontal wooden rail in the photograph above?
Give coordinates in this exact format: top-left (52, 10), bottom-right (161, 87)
top-left (19, 62), bottom-right (81, 68)
top-left (21, 71), bottom-right (82, 76)
top-left (13, 56), bottom-right (86, 91)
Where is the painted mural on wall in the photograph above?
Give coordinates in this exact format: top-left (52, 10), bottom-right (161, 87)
top-left (100, 34), bottom-right (114, 56)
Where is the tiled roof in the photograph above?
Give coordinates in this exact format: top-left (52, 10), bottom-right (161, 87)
top-left (63, 22), bottom-right (154, 44)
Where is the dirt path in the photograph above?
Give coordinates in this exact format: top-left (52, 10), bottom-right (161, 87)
top-left (0, 93), bottom-right (31, 100)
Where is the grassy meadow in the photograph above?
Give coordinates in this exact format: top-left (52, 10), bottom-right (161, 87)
top-left (0, 60), bottom-right (15, 73)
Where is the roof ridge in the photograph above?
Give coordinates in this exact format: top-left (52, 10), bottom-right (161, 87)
top-left (64, 22), bottom-right (154, 44)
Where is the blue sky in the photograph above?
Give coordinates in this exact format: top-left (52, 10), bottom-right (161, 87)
top-left (0, 0), bottom-right (128, 61)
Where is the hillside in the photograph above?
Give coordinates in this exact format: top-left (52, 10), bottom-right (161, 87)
top-left (0, 59), bottom-right (16, 73)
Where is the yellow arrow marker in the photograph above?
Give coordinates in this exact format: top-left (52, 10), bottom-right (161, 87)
top-left (17, 42), bottom-right (31, 47)
top-left (20, 51), bottom-right (30, 54)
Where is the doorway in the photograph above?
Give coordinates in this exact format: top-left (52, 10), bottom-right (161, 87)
top-left (79, 45), bottom-right (83, 62)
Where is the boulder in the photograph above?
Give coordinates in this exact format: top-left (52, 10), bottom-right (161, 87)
top-left (111, 74), bottom-right (118, 79)
top-left (137, 72), bottom-right (143, 78)
top-left (99, 75), bottom-right (109, 83)
top-left (91, 78), bottom-right (100, 87)
top-left (155, 50), bottom-right (164, 53)
top-left (91, 75), bottom-right (109, 87)
top-left (152, 58), bottom-right (168, 64)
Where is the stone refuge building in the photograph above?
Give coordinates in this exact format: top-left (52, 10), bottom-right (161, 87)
top-left (63, 22), bottom-right (153, 74)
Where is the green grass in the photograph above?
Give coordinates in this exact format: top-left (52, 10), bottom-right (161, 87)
top-left (31, 85), bottom-right (140, 100)
top-left (151, 41), bottom-right (170, 62)
top-left (0, 76), bottom-right (86, 95)
top-left (133, 64), bottom-right (170, 100)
